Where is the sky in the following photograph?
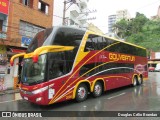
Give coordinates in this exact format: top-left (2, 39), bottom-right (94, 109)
top-left (87, 0), bottom-right (160, 33)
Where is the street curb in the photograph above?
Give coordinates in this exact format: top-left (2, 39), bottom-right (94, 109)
top-left (0, 89), bottom-right (20, 95)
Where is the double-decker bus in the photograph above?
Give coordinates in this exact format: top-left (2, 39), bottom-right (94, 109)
top-left (10, 26), bottom-right (148, 105)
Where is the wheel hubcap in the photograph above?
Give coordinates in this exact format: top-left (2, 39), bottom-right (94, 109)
top-left (78, 87), bottom-right (86, 99)
top-left (94, 84), bottom-right (101, 95)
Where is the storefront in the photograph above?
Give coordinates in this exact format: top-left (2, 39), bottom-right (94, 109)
top-left (0, 45), bottom-right (8, 91)
top-left (7, 47), bottom-right (26, 90)
top-left (0, 44), bottom-right (26, 91)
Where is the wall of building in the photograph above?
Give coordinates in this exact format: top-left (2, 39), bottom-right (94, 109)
top-left (116, 9), bottom-right (131, 21)
top-left (150, 51), bottom-right (160, 59)
top-left (7, 0), bottom-right (53, 47)
top-left (108, 15), bottom-right (116, 33)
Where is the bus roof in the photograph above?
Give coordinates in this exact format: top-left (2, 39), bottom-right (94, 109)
top-left (86, 30), bottom-right (147, 50)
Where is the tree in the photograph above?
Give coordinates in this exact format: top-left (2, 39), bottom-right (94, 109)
top-left (112, 12), bottom-right (160, 51)
top-left (112, 19), bottom-right (129, 39)
top-left (129, 12), bottom-right (149, 34)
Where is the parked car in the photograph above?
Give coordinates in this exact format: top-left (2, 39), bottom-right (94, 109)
top-left (148, 67), bottom-right (155, 72)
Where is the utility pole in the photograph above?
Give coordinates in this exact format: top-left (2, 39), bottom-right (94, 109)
top-left (62, 0), bottom-right (66, 25)
top-left (62, 0), bottom-right (76, 25)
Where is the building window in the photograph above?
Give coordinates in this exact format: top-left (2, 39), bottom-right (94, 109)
top-left (0, 14), bottom-right (7, 39)
top-left (20, 0), bottom-right (33, 8)
top-left (19, 21), bottom-right (44, 38)
top-left (38, 1), bottom-right (49, 14)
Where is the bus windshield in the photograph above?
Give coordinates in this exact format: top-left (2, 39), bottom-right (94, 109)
top-left (21, 27), bottom-right (85, 85)
top-left (21, 54), bottom-right (47, 85)
top-left (27, 26), bottom-right (85, 53)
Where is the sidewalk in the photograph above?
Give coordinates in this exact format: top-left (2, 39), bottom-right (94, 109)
top-left (0, 89), bottom-right (20, 95)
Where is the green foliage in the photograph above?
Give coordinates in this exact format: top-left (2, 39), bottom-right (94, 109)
top-left (112, 13), bottom-right (160, 51)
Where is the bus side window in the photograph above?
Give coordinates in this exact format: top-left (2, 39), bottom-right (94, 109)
top-left (84, 35), bottom-right (99, 52)
top-left (84, 34), bottom-right (115, 52)
top-left (84, 39), bottom-right (95, 52)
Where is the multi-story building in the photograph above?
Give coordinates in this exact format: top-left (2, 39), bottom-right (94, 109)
top-left (0, 0), bottom-right (53, 89)
top-left (116, 9), bottom-right (131, 21)
top-left (53, 0), bottom-right (89, 28)
top-left (108, 9), bottom-right (130, 36)
top-left (151, 5), bottom-right (160, 20)
top-left (148, 50), bottom-right (160, 71)
top-left (108, 15), bottom-right (116, 33)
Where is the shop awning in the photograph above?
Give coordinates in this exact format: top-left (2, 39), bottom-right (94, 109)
top-left (10, 48), bottom-right (26, 53)
top-left (148, 61), bottom-right (160, 64)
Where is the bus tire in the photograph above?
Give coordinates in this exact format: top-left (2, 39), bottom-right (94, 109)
top-left (92, 81), bottom-right (103, 98)
top-left (132, 76), bottom-right (138, 87)
top-left (75, 83), bottom-right (88, 102)
top-left (138, 76), bottom-right (143, 85)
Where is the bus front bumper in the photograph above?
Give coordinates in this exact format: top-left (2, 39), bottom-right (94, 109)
top-left (20, 91), bottom-right (47, 105)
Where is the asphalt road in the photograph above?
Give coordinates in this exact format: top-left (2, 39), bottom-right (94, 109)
top-left (0, 72), bottom-right (160, 120)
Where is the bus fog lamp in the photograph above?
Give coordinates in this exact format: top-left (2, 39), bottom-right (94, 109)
top-left (36, 97), bottom-right (42, 102)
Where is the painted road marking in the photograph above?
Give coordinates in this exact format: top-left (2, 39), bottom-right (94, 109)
top-left (107, 92), bottom-right (126, 100)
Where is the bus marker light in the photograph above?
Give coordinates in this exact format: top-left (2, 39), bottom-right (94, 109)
top-left (32, 55), bottom-right (39, 63)
top-left (10, 61), bottom-right (14, 66)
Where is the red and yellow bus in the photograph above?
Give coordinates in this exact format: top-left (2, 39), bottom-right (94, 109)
top-left (10, 26), bottom-right (148, 105)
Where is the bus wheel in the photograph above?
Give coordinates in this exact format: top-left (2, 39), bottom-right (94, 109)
top-left (138, 76), bottom-right (143, 85)
top-left (93, 81), bottom-right (102, 97)
top-left (132, 76), bottom-right (138, 87)
top-left (75, 83), bottom-right (88, 102)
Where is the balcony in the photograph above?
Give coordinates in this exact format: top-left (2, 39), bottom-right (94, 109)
top-left (77, 0), bottom-right (88, 9)
top-left (70, 4), bottom-right (80, 17)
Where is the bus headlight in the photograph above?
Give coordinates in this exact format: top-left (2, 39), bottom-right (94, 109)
top-left (32, 86), bottom-right (48, 94)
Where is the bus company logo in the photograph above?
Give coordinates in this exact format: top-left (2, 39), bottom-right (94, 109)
top-left (135, 64), bottom-right (145, 73)
top-left (109, 53), bottom-right (135, 62)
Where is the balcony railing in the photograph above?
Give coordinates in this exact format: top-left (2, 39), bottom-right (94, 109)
top-left (70, 4), bottom-right (80, 17)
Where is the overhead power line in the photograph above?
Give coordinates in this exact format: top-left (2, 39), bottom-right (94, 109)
top-left (136, 0), bottom-right (160, 10)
